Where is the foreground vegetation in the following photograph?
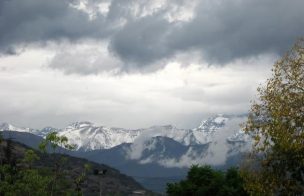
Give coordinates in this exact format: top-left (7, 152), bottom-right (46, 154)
top-left (241, 39), bottom-right (304, 195)
top-left (0, 133), bottom-right (90, 195)
top-left (0, 133), bottom-right (147, 195)
top-left (166, 165), bottom-right (247, 196)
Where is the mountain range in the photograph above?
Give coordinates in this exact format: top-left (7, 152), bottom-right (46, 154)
top-left (0, 114), bottom-right (252, 193)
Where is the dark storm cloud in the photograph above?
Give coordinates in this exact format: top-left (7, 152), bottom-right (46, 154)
top-left (1, 0), bottom-right (304, 72)
top-left (0, 0), bottom-right (109, 52)
top-left (110, 0), bottom-right (304, 66)
top-left (109, 15), bottom-right (173, 65)
top-left (169, 0), bottom-right (304, 64)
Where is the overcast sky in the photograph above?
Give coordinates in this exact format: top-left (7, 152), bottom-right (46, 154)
top-left (0, 0), bottom-right (303, 129)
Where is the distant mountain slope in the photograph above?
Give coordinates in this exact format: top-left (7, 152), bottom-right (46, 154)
top-left (1, 131), bottom-right (44, 149)
top-left (77, 137), bottom-right (191, 177)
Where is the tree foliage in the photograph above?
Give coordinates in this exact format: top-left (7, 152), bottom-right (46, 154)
top-left (166, 165), bottom-right (248, 196)
top-left (23, 149), bottom-right (40, 169)
top-left (0, 165), bottom-right (51, 196)
top-left (242, 39), bottom-right (304, 195)
top-left (0, 133), bottom-right (89, 195)
top-left (39, 131), bottom-right (76, 153)
top-left (0, 147), bottom-right (51, 196)
top-left (39, 132), bottom-right (77, 196)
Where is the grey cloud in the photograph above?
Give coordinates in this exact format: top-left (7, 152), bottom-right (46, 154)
top-left (109, 0), bottom-right (304, 67)
top-left (49, 43), bottom-right (122, 75)
top-left (49, 51), bottom-right (102, 75)
top-left (0, 0), bottom-right (109, 52)
top-left (169, 0), bottom-right (304, 64)
top-left (1, 0), bottom-right (304, 73)
top-left (106, 0), bottom-right (134, 21)
top-left (109, 15), bottom-right (173, 66)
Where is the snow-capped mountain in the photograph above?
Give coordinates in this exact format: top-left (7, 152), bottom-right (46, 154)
top-left (0, 114), bottom-right (249, 152)
top-left (196, 114), bottom-right (228, 132)
top-left (0, 122), bottom-right (38, 135)
top-left (0, 121), bottom-right (142, 151)
top-left (227, 129), bottom-right (251, 143)
top-left (0, 115), bottom-right (252, 193)
top-left (121, 114), bottom-right (251, 168)
top-left (60, 114), bottom-right (247, 151)
top-left (0, 122), bottom-right (60, 139)
top-left (58, 121), bottom-right (142, 151)
top-left (0, 114), bottom-right (251, 167)
top-left (39, 126), bottom-right (59, 137)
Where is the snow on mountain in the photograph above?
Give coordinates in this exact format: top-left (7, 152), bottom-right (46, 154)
top-left (0, 114), bottom-right (252, 170)
top-left (58, 122), bottom-right (142, 151)
top-left (137, 125), bottom-right (210, 146)
top-left (195, 114), bottom-right (229, 132)
top-left (0, 122), bottom-right (38, 135)
top-left (0, 121), bottom-right (142, 151)
top-left (53, 115), bottom-right (246, 151)
top-left (125, 114), bottom-right (250, 167)
top-left (0, 114), bottom-right (250, 154)
top-left (123, 114), bottom-right (236, 155)
top-left (38, 126), bottom-right (59, 137)
top-left (227, 129), bottom-right (251, 143)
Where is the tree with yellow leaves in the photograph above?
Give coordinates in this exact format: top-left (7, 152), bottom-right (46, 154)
top-left (242, 39), bottom-right (304, 195)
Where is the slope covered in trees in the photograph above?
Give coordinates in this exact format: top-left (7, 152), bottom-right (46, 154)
top-left (0, 137), bottom-right (154, 195)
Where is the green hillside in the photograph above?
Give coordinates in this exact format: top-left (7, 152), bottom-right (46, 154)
top-left (0, 139), bottom-right (156, 196)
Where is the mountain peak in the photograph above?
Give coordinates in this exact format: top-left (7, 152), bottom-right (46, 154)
top-left (0, 122), bottom-right (10, 130)
top-left (196, 114), bottom-right (229, 132)
top-left (0, 122), bottom-right (34, 133)
top-left (213, 114), bottom-right (229, 124)
top-left (67, 121), bottom-right (95, 129)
